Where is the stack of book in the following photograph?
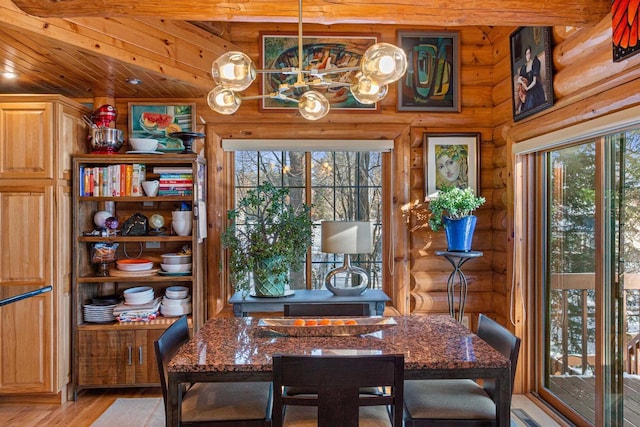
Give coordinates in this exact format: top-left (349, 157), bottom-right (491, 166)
top-left (79, 164), bottom-right (146, 197)
top-left (153, 167), bottom-right (193, 196)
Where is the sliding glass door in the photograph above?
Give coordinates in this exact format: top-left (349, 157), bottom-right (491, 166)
top-left (538, 129), bottom-right (640, 425)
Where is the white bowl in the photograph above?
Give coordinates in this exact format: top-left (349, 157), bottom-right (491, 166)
top-left (161, 303), bottom-right (192, 317)
top-left (129, 138), bottom-right (158, 151)
top-left (162, 295), bottom-right (191, 306)
top-left (161, 253), bottom-right (192, 265)
top-left (161, 263), bottom-right (192, 273)
top-left (165, 286), bottom-right (189, 299)
top-left (123, 286), bottom-right (154, 304)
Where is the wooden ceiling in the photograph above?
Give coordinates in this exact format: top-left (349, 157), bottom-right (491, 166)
top-left (0, 0), bottom-right (611, 100)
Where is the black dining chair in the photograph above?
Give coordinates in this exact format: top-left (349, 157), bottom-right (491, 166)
top-left (154, 315), bottom-right (272, 426)
top-left (272, 353), bottom-right (404, 427)
top-left (403, 314), bottom-right (521, 427)
top-left (283, 302), bottom-right (371, 317)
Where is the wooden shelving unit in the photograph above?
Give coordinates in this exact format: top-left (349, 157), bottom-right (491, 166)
top-left (71, 153), bottom-right (206, 397)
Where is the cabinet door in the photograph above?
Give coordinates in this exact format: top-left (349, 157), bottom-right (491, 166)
top-left (77, 330), bottom-right (135, 386)
top-left (135, 329), bottom-right (162, 385)
top-left (0, 102), bottom-right (53, 179)
top-left (0, 292), bottom-right (52, 392)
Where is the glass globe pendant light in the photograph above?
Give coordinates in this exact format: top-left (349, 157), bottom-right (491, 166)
top-left (350, 72), bottom-right (388, 104)
top-left (207, 86), bottom-right (242, 115)
top-left (211, 51), bottom-right (257, 91)
top-left (360, 43), bottom-right (408, 86)
top-left (298, 90), bottom-right (330, 120)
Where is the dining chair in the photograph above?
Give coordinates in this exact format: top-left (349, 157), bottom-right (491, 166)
top-left (154, 315), bottom-right (272, 426)
top-left (271, 353), bottom-right (404, 427)
top-left (403, 314), bottom-right (521, 427)
top-left (283, 302), bottom-right (371, 317)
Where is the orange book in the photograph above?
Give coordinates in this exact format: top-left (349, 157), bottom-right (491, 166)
top-left (125, 165), bottom-right (133, 196)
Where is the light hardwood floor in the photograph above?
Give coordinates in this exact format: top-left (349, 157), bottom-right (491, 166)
top-left (0, 390), bottom-right (568, 427)
top-left (0, 388), bottom-right (162, 427)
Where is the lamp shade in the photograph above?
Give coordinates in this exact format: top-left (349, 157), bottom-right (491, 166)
top-left (321, 221), bottom-right (373, 254)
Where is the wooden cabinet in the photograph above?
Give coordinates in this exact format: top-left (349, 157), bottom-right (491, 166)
top-left (72, 154), bottom-right (206, 394)
top-left (77, 328), bottom-right (162, 386)
top-left (0, 95), bottom-right (89, 403)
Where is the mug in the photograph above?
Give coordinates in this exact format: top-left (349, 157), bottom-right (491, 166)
top-left (172, 210), bottom-right (193, 236)
top-left (142, 180), bottom-right (159, 197)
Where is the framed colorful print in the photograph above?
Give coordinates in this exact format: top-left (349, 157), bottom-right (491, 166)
top-left (612, 0), bottom-right (640, 62)
top-left (128, 102), bottom-right (195, 151)
top-left (397, 31), bottom-right (460, 112)
top-left (509, 26), bottom-right (554, 122)
top-left (260, 32), bottom-right (380, 112)
top-left (424, 133), bottom-right (480, 196)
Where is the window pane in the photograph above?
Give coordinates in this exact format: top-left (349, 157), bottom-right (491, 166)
top-left (232, 150), bottom-right (383, 292)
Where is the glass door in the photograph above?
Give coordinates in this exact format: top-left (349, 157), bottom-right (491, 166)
top-left (540, 129), bottom-right (640, 425)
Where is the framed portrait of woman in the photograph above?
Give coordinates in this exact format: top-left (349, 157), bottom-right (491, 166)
top-left (424, 133), bottom-right (480, 196)
top-left (509, 26), bottom-right (554, 122)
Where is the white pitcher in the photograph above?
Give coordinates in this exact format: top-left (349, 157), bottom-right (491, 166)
top-left (172, 210), bottom-right (193, 236)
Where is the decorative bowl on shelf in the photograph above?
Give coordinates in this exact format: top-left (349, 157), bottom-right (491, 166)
top-left (123, 286), bottom-right (154, 305)
top-left (161, 263), bottom-right (192, 273)
top-left (129, 138), bottom-right (158, 151)
top-left (165, 286), bottom-right (189, 299)
top-left (161, 253), bottom-right (192, 265)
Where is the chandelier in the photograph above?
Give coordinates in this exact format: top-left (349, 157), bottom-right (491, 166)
top-left (206, 0), bottom-right (408, 121)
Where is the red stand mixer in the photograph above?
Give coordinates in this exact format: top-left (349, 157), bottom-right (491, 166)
top-left (86, 105), bottom-right (123, 154)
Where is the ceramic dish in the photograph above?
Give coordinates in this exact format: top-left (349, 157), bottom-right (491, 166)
top-left (165, 286), bottom-right (189, 299)
top-left (256, 317), bottom-right (397, 337)
top-left (125, 150), bottom-right (164, 155)
top-left (158, 271), bottom-right (190, 277)
top-left (162, 295), bottom-right (191, 306)
top-left (116, 259), bottom-right (154, 271)
top-left (160, 303), bottom-right (192, 316)
top-left (160, 263), bottom-right (192, 273)
top-left (161, 253), bottom-right (192, 265)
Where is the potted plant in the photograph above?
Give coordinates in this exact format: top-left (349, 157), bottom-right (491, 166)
top-left (427, 186), bottom-right (486, 252)
top-left (221, 182), bottom-right (313, 297)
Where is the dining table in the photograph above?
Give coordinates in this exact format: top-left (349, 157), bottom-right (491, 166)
top-left (167, 314), bottom-right (512, 427)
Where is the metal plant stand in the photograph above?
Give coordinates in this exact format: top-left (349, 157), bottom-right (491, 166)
top-left (436, 250), bottom-right (483, 323)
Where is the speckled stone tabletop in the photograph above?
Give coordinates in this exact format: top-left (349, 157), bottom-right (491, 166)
top-left (169, 314), bottom-right (510, 375)
top-left (166, 314), bottom-right (512, 427)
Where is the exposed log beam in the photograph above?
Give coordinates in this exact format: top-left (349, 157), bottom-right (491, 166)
top-left (11, 0), bottom-right (610, 27)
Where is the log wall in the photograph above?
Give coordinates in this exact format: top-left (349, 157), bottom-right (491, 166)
top-left (109, 15), bottom-right (640, 328)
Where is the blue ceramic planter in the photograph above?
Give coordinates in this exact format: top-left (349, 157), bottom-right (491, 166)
top-left (443, 215), bottom-right (477, 252)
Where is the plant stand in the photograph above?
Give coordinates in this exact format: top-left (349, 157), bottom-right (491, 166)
top-left (436, 250), bottom-right (483, 323)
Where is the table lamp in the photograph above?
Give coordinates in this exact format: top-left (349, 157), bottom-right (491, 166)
top-left (321, 221), bottom-right (373, 296)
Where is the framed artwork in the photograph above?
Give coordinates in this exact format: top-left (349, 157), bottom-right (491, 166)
top-left (612, 0), bottom-right (640, 62)
top-left (397, 31), bottom-right (460, 112)
top-left (128, 102), bottom-right (195, 150)
top-left (509, 27), bottom-right (554, 122)
top-left (260, 32), bottom-right (379, 112)
top-left (423, 133), bottom-right (480, 196)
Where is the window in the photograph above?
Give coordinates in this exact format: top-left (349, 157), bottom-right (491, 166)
top-left (232, 150), bottom-right (384, 291)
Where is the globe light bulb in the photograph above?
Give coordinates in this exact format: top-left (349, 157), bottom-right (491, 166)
top-left (207, 87), bottom-right (241, 115)
top-left (211, 51), bottom-right (256, 91)
top-left (350, 73), bottom-right (388, 104)
top-left (361, 43), bottom-right (408, 86)
top-left (298, 91), bottom-right (330, 120)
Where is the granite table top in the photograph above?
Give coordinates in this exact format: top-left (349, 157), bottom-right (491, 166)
top-left (167, 314), bottom-right (512, 427)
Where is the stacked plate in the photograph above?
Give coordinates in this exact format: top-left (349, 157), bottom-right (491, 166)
top-left (161, 286), bottom-right (192, 317)
top-left (123, 286), bottom-right (154, 305)
top-left (116, 259), bottom-right (154, 271)
top-left (83, 296), bottom-right (120, 323)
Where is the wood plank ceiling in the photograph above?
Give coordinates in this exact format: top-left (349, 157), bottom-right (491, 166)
top-left (0, 0), bottom-right (611, 100)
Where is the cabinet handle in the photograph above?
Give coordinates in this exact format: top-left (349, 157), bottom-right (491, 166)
top-left (139, 346), bottom-right (143, 365)
top-left (128, 346), bottom-right (132, 365)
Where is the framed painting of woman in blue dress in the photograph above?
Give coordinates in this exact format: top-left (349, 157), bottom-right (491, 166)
top-left (510, 27), bottom-right (554, 122)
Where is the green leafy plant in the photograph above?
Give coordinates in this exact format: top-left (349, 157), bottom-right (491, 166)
top-left (221, 182), bottom-right (313, 296)
top-left (427, 186), bottom-right (486, 231)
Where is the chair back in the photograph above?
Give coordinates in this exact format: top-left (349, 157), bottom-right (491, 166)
top-left (283, 303), bottom-right (370, 317)
top-left (272, 353), bottom-right (404, 427)
top-left (154, 315), bottom-right (190, 406)
top-left (476, 314), bottom-right (521, 402)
